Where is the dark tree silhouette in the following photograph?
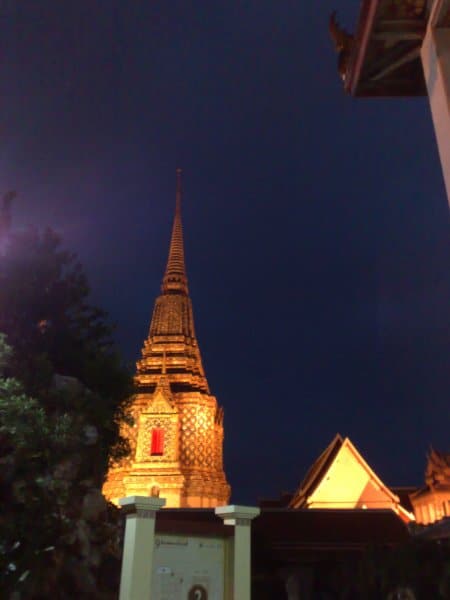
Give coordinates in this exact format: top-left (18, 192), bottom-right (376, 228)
top-left (0, 227), bottom-right (133, 598)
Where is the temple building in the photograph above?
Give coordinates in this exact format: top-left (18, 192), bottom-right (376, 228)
top-left (330, 0), bottom-right (450, 204)
top-left (410, 448), bottom-right (450, 524)
top-left (288, 434), bottom-right (414, 522)
top-left (103, 169), bottom-right (230, 508)
top-left (329, 0), bottom-right (450, 528)
top-left (261, 434), bottom-right (415, 522)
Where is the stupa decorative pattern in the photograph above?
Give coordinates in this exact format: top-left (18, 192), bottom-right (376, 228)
top-left (103, 170), bottom-right (230, 507)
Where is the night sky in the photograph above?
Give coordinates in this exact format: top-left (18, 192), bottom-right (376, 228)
top-left (1, 1), bottom-right (449, 503)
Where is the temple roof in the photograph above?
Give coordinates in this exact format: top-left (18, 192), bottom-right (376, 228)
top-left (154, 507), bottom-right (410, 552)
top-left (410, 447), bottom-right (450, 501)
top-left (289, 434), bottom-right (414, 522)
top-left (289, 433), bottom-right (345, 508)
top-left (135, 170), bottom-right (210, 394)
top-left (425, 447), bottom-right (450, 487)
top-left (331, 0), bottom-right (430, 96)
top-left (253, 508), bottom-right (410, 553)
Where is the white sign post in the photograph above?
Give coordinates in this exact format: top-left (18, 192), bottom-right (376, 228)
top-left (215, 505), bottom-right (260, 600)
top-left (119, 495), bottom-right (166, 600)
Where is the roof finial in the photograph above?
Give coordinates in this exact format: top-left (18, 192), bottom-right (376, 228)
top-left (176, 168), bottom-right (182, 215)
top-left (162, 169), bottom-right (188, 295)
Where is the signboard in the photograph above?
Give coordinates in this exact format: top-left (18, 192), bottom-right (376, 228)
top-left (151, 535), bottom-right (225, 600)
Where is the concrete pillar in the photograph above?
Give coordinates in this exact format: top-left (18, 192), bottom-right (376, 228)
top-left (421, 1), bottom-right (450, 205)
top-left (215, 505), bottom-right (260, 600)
top-left (119, 495), bottom-right (166, 600)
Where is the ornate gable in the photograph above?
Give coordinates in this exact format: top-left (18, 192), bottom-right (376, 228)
top-left (290, 434), bottom-right (414, 522)
top-left (144, 380), bottom-right (177, 415)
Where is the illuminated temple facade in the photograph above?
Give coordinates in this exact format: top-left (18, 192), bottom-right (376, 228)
top-left (103, 170), bottom-right (230, 507)
top-left (288, 434), bottom-right (414, 523)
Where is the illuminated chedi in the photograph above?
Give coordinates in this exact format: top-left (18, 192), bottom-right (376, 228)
top-left (103, 170), bottom-right (230, 507)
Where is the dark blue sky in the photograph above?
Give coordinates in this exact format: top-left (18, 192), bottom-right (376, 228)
top-left (1, 1), bottom-right (449, 503)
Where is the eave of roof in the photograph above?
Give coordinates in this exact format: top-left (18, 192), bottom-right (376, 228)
top-left (253, 508), bottom-right (411, 547)
top-left (153, 507), bottom-right (411, 548)
top-left (342, 0), bottom-right (427, 96)
top-left (345, 0), bottom-right (382, 95)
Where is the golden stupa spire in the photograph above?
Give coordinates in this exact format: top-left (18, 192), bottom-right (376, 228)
top-left (162, 168), bottom-right (188, 295)
top-left (141, 168), bottom-right (209, 392)
top-left (102, 169), bottom-right (230, 508)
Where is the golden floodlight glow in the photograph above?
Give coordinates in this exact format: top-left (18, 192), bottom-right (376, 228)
top-left (289, 434), bottom-right (415, 523)
top-left (102, 170), bottom-right (230, 508)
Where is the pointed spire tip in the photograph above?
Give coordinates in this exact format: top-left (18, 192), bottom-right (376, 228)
top-left (162, 169), bottom-right (188, 294)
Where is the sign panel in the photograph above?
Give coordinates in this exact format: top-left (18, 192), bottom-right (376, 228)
top-left (151, 535), bottom-right (225, 600)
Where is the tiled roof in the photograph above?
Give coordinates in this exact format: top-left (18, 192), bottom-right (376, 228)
top-left (254, 508), bottom-right (410, 551)
top-left (154, 507), bottom-right (410, 551)
top-left (289, 433), bottom-right (343, 508)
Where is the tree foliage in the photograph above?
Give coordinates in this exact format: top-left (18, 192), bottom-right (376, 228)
top-left (0, 228), bottom-right (133, 598)
top-left (0, 350), bottom-right (73, 590)
top-left (0, 227), bottom-right (133, 471)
